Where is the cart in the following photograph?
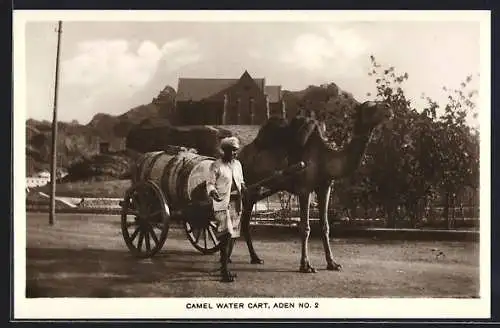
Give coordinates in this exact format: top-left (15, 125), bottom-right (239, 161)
top-left (119, 150), bottom-right (306, 259)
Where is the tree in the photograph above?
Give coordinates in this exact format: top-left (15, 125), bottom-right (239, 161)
top-left (363, 55), bottom-right (421, 227)
top-left (153, 85), bottom-right (177, 121)
top-left (365, 55), bottom-right (479, 228)
top-left (276, 55), bottom-right (479, 230)
top-left (423, 76), bottom-right (479, 228)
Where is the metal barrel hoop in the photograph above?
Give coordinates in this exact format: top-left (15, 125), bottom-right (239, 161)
top-left (143, 151), bottom-right (167, 181)
top-left (133, 152), bottom-right (149, 182)
top-left (159, 154), bottom-right (180, 209)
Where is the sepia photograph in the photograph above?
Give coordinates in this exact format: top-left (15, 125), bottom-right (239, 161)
top-left (13, 10), bottom-right (491, 319)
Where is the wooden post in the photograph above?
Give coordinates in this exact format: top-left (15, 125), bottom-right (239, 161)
top-left (49, 20), bottom-right (62, 226)
top-left (281, 99), bottom-right (286, 119)
top-left (222, 94), bottom-right (228, 124)
top-left (265, 94), bottom-right (270, 119)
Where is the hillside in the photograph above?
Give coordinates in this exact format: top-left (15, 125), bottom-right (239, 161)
top-left (26, 86), bottom-right (177, 177)
top-left (26, 81), bottom-right (359, 179)
top-left (85, 86), bottom-right (176, 139)
top-left (26, 119), bottom-right (103, 175)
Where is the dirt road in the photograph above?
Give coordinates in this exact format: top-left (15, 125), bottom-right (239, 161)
top-left (26, 213), bottom-right (479, 298)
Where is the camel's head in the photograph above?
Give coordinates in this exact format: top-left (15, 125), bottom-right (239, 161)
top-left (288, 115), bottom-right (329, 148)
top-left (353, 101), bottom-right (393, 133)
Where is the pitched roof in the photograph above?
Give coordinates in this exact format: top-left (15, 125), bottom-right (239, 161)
top-left (176, 71), bottom-right (265, 102)
top-left (264, 85), bottom-right (282, 103)
top-left (176, 78), bottom-right (236, 102)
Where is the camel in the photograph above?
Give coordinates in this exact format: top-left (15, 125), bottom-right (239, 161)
top-left (237, 101), bottom-right (393, 273)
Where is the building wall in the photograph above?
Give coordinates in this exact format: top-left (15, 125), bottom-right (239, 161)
top-left (214, 74), bottom-right (267, 125)
top-left (176, 74), bottom-right (271, 125)
top-left (269, 102), bottom-right (285, 118)
top-left (176, 101), bottom-right (223, 125)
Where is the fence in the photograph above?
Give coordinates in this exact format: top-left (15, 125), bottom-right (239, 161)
top-left (253, 191), bottom-right (480, 230)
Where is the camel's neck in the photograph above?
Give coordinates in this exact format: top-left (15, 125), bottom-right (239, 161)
top-left (324, 127), bottom-right (373, 178)
top-left (344, 131), bottom-right (371, 173)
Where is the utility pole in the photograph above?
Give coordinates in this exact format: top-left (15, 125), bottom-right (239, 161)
top-left (49, 20), bottom-right (62, 226)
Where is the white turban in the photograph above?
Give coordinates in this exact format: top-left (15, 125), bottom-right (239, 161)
top-left (220, 136), bottom-right (240, 150)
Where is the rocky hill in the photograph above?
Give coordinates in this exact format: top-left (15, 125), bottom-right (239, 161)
top-left (26, 119), bottom-right (103, 175)
top-left (26, 86), bottom-right (177, 177)
top-left (26, 82), bottom-right (359, 179)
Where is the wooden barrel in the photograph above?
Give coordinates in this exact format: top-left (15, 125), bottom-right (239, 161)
top-left (132, 150), bottom-right (215, 209)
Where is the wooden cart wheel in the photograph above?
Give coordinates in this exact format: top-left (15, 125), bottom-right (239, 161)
top-left (184, 215), bottom-right (221, 255)
top-left (120, 180), bottom-right (170, 258)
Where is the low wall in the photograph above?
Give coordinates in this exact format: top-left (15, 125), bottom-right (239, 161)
top-left (26, 208), bottom-right (479, 242)
top-left (243, 224), bottom-right (479, 242)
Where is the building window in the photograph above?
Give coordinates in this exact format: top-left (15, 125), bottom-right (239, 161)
top-left (249, 97), bottom-right (255, 124)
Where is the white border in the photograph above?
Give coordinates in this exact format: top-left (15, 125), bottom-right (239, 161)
top-left (13, 10), bottom-right (492, 320)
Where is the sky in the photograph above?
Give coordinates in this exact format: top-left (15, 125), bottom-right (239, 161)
top-left (24, 18), bottom-right (482, 126)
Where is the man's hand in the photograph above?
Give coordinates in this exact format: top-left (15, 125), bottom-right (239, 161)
top-left (209, 190), bottom-right (223, 202)
top-left (241, 183), bottom-right (250, 198)
top-left (241, 183), bottom-right (251, 206)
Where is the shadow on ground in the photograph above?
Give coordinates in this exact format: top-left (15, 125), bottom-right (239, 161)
top-left (26, 247), bottom-right (217, 297)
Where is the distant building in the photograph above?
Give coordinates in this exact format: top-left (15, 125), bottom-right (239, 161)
top-left (26, 170), bottom-right (51, 189)
top-left (26, 169), bottom-right (68, 189)
top-left (175, 70), bottom-right (286, 125)
top-left (26, 176), bottom-right (50, 188)
top-left (96, 139), bottom-right (126, 154)
top-left (99, 142), bottom-right (110, 154)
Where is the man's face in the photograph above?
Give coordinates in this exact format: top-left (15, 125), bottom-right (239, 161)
top-left (223, 147), bottom-right (238, 160)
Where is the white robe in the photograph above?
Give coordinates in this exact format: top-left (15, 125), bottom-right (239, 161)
top-left (206, 158), bottom-right (245, 237)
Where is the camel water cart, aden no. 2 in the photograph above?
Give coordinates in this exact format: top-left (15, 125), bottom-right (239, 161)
top-left (118, 146), bottom-right (307, 258)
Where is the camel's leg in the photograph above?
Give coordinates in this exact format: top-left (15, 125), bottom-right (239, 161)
top-left (241, 202), bottom-right (264, 264)
top-left (298, 192), bottom-right (316, 273)
top-left (317, 184), bottom-right (342, 271)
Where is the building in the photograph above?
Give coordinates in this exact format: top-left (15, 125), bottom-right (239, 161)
top-left (99, 142), bottom-right (110, 154)
top-left (175, 70), bottom-right (286, 125)
top-left (26, 169), bottom-right (68, 189)
top-left (26, 176), bottom-right (50, 189)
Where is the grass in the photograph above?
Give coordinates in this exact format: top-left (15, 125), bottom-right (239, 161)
top-left (31, 178), bottom-right (280, 202)
top-left (34, 179), bottom-right (131, 198)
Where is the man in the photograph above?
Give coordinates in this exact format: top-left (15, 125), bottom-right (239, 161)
top-left (206, 136), bottom-right (247, 283)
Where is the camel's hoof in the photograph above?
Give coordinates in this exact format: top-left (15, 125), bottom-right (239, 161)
top-left (327, 263), bottom-right (342, 271)
top-left (299, 264), bottom-right (317, 273)
top-left (251, 258), bottom-right (264, 264)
